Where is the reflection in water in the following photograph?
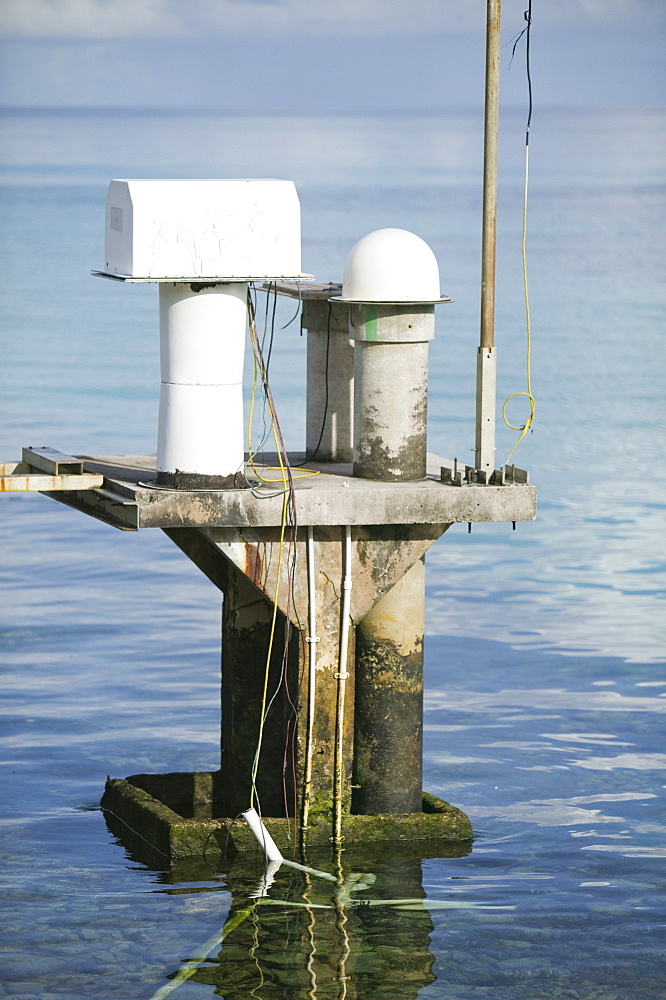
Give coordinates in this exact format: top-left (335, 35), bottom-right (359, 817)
top-left (153, 843), bottom-right (476, 1000)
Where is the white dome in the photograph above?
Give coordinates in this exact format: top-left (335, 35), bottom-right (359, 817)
top-left (341, 228), bottom-right (441, 303)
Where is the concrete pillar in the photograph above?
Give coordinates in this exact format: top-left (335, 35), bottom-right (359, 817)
top-left (298, 568), bottom-right (356, 823)
top-left (303, 297), bottom-right (354, 462)
top-left (352, 556), bottom-right (425, 814)
top-left (350, 304), bottom-right (434, 481)
top-left (219, 561), bottom-right (299, 818)
top-left (218, 535), bottom-right (356, 823)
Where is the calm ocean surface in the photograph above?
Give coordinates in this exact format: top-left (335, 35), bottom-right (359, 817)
top-left (1, 107), bottom-right (665, 999)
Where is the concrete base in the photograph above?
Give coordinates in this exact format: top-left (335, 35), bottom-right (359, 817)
top-left (44, 452), bottom-right (536, 530)
top-left (101, 772), bottom-right (472, 863)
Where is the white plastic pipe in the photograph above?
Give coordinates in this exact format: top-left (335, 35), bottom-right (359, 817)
top-left (241, 807), bottom-right (284, 862)
top-left (333, 524), bottom-right (352, 845)
top-left (300, 524), bottom-right (318, 838)
top-left (242, 808), bottom-right (337, 882)
top-left (156, 282), bottom-right (248, 489)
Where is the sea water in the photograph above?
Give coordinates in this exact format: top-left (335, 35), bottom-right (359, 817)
top-left (0, 107), bottom-right (664, 999)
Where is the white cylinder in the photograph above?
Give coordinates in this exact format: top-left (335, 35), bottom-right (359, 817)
top-left (241, 807), bottom-right (284, 863)
top-left (156, 282), bottom-right (248, 489)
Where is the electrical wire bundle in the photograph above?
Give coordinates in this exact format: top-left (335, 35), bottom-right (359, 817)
top-left (245, 286), bottom-right (302, 840)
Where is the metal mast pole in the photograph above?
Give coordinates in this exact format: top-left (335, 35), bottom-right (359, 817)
top-left (475, 0), bottom-right (501, 477)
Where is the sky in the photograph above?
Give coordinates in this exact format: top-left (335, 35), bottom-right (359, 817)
top-left (0, 0), bottom-right (663, 111)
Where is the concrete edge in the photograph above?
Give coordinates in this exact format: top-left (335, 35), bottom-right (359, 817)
top-left (100, 775), bottom-right (472, 862)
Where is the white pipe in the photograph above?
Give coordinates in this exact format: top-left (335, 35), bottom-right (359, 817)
top-left (157, 281), bottom-right (248, 487)
top-left (301, 524), bottom-right (318, 838)
top-left (242, 808), bottom-right (337, 882)
top-left (283, 859), bottom-right (337, 883)
top-left (333, 524), bottom-right (352, 845)
top-left (241, 807), bottom-right (283, 862)
top-left (475, 345), bottom-right (497, 476)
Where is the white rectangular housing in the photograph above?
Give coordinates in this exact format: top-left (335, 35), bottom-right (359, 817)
top-left (103, 179), bottom-right (303, 279)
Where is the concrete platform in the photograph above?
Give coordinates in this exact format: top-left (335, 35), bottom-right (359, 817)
top-left (44, 452), bottom-right (536, 531)
top-left (101, 772), bottom-right (473, 862)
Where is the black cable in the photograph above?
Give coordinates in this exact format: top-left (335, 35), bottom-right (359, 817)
top-left (524, 2), bottom-right (533, 144)
top-left (295, 301), bottom-right (332, 466)
top-left (265, 284), bottom-right (278, 374)
top-left (281, 285), bottom-right (303, 330)
top-left (509, 1), bottom-right (534, 139)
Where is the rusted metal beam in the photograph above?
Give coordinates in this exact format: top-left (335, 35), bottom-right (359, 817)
top-left (22, 446), bottom-right (86, 476)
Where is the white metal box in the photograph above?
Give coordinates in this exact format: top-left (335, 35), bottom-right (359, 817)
top-left (103, 179), bottom-right (303, 279)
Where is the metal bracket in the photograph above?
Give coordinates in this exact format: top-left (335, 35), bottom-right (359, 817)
top-left (441, 463), bottom-right (530, 487)
top-left (504, 463), bottom-right (529, 484)
top-left (0, 448), bottom-right (104, 493)
top-left (22, 446), bottom-right (86, 476)
top-left (440, 460), bottom-right (464, 486)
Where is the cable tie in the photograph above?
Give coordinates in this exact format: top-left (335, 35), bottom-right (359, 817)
top-left (304, 636), bottom-right (320, 644)
top-left (334, 672), bottom-right (350, 680)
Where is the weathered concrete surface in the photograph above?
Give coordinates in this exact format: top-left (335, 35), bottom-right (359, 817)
top-left (42, 452), bottom-right (536, 530)
top-left (353, 341), bottom-right (429, 481)
top-left (101, 774), bottom-right (472, 861)
top-left (348, 304), bottom-right (437, 345)
top-left (204, 527), bottom-right (443, 822)
top-left (216, 556), bottom-right (356, 820)
top-left (205, 522), bottom-right (448, 627)
top-left (353, 558), bottom-right (425, 815)
top-left (219, 562), bottom-right (301, 817)
top-left (349, 303), bottom-right (434, 481)
top-left (185, 524), bottom-right (445, 821)
top-left (44, 446), bottom-right (519, 841)
top-left (98, 523), bottom-right (475, 841)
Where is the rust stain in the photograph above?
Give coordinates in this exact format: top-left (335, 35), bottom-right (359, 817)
top-left (244, 544), bottom-right (263, 588)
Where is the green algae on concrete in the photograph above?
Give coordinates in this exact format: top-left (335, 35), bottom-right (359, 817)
top-left (101, 772), bottom-right (472, 862)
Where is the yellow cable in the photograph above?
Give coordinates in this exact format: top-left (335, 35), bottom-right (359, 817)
top-left (259, 466), bottom-right (319, 483)
top-left (246, 325), bottom-right (275, 484)
top-left (245, 299), bottom-right (317, 484)
top-left (249, 486), bottom-right (288, 808)
top-left (503, 139), bottom-right (536, 465)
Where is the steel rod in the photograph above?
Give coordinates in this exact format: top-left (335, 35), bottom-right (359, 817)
top-left (480, 0), bottom-right (501, 350)
top-left (475, 0), bottom-right (501, 473)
